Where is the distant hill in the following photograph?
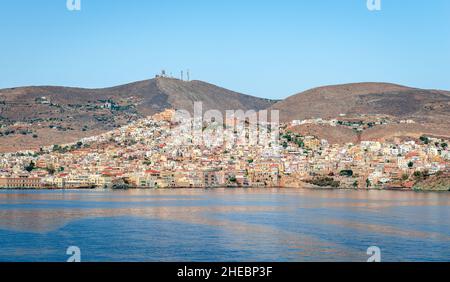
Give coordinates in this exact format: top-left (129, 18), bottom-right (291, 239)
top-left (271, 82), bottom-right (450, 123)
top-left (0, 77), bottom-right (275, 152)
top-left (274, 82), bottom-right (450, 143)
top-left (1, 79), bottom-right (449, 152)
top-left (0, 77), bottom-right (275, 116)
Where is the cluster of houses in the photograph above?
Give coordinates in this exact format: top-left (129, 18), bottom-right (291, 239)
top-left (0, 109), bottom-right (449, 189)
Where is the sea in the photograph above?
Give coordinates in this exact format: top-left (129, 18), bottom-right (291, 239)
top-left (0, 188), bottom-right (449, 262)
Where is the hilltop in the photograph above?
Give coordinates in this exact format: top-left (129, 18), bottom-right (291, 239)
top-left (1, 80), bottom-right (450, 151)
top-left (0, 77), bottom-right (275, 152)
top-left (273, 82), bottom-right (450, 143)
top-left (272, 82), bottom-right (450, 122)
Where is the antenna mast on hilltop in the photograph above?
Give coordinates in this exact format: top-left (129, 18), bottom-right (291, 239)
top-left (187, 69), bottom-right (190, 81)
top-left (181, 70), bottom-right (184, 81)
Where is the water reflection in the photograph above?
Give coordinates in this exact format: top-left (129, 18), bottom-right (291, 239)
top-left (0, 189), bottom-right (449, 261)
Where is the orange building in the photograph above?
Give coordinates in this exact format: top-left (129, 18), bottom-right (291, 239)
top-left (0, 177), bottom-right (42, 188)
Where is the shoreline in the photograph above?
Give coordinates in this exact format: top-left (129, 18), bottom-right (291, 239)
top-left (0, 186), bottom-right (448, 193)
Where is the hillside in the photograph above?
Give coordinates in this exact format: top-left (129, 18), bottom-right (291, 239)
top-left (272, 82), bottom-right (450, 122)
top-left (276, 83), bottom-right (450, 143)
top-left (2, 80), bottom-right (450, 152)
top-left (0, 77), bottom-right (275, 152)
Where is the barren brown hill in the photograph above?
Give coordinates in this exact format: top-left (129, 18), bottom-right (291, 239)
top-left (289, 124), bottom-right (358, 145)
top-left (362, 123), bottom-right (450, 142)
top-left (277, 82), bottom-right (450, 144)
top-left (272, 82), bottom-right (450, 123)
top-left (0, 77), bottom-right (275, 152)
top-left (289, 123), bottom-right (450, 145)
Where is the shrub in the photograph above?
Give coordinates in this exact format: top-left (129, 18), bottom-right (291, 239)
top-left (339, 170), bottom-right (354, 177)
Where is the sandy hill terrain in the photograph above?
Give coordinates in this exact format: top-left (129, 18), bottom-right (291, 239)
top-left (1, 79), bottom-right (449, 151)
top-left (272, 82), bottom-right (450, 123)
top-left (275, 82), bottom-right (450, 143)
top-left (0, 77), bottom-right (275, 152)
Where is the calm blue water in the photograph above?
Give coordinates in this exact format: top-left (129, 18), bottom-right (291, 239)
top-left (0, 189), bottom-right (449, 262)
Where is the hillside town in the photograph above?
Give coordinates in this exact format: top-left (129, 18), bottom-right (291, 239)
top-left (0, 109), bottom-right (449, 190)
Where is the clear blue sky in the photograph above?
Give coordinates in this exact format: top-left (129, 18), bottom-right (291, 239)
top-left (1, 0), bottom-right (449, 99)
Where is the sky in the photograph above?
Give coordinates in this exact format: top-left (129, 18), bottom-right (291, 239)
top-left (0, 0), bottom-right (449, 99)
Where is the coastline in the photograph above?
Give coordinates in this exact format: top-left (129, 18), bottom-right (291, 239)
top-left (1, 186), bottom-right (448, 192)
